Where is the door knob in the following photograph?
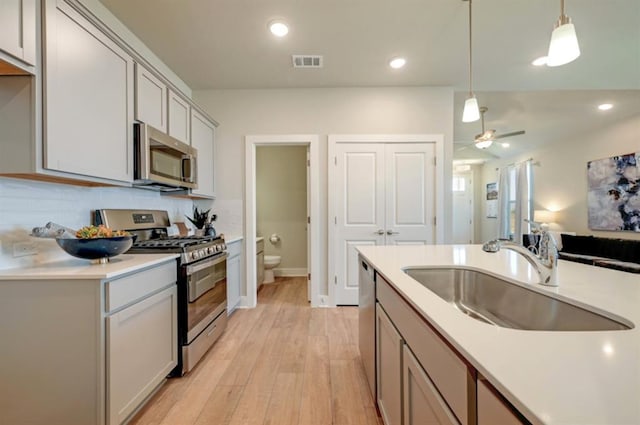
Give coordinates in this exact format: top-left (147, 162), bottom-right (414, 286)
top-left (386, 230), bottom-right (399, 235)
top-left (374, 229), bottom-right (385, 235)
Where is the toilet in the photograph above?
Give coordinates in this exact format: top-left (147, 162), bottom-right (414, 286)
top-left (263, 255), bottom-right (281, 283)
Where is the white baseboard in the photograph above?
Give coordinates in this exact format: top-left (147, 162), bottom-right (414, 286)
top-left (274, 268), bottom-right (307, 277)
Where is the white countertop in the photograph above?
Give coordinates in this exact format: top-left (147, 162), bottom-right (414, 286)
top-left (357, 244), bottom-right (640, 425)
top-left (0, 254), bottom-right (179, 280)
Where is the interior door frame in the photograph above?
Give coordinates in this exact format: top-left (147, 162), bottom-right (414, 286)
top-left (245, 135), bottom-right (320, 308)
top-left (327, 134), bottom-right (444, 307)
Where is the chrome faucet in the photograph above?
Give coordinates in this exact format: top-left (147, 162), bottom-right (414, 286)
top-left (482, 225), bottom-right (559, 286)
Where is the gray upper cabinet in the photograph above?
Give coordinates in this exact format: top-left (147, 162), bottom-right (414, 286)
top-left (135, 63), bottom-right (167, 132)
top-left (43, 0), bottom-right (133, 183)
top-left (168, 89), bottom-right (190, 144)
top-left (190, 108), bottom-right (216, 198)
top-left (0, 0), bottom-right (36, 69)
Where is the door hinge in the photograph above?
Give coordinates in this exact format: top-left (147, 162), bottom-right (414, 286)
top-left (334, 216), bottom-right (337, 225)
top-left (433, 157), bottom-right (437, 166)
top-left (307, 159), bottom-right (310, 166)
top-left (307, 216), bottom-right (310, 224)
top-left (334, 156), bottom-right (337, 165)
top-left (308, 273), bottom-right (311, 280)
top-left (334, 275), bottom-right (337, 284)
top-left (433, 216), bottom-right (437, 226)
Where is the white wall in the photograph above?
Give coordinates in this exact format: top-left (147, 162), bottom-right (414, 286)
top-left (479, 113), bottom-right (640, 242)
top-left (194, 87), bottom-right (454, 297)
top-left (257, 146), bottom-right (307, 273)
top-left (77, 0), bottom-right (191, 96)
top-left (0, 177), bottom-right (193, 269)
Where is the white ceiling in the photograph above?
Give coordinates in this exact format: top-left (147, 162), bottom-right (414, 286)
top-left (99, 0), bottom-right (640, 160)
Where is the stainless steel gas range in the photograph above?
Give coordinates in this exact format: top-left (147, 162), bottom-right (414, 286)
top-left (96, 209), bottom-right (227, 376)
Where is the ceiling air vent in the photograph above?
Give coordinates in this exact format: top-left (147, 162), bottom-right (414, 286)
top-left (292, 55), bottom-right (323, 68)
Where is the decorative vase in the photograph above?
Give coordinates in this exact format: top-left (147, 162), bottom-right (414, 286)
top-left (205, 223), bottom-right (217, 237)
top-left (195, 228), bottom-right (205, 237)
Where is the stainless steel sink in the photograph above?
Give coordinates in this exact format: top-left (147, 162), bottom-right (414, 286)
top-left (404, 268), bottom-right (633, 331)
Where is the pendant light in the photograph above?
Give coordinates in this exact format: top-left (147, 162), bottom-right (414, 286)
top-left (547, 0), bottom-right (580, 67)
top-left (462, 0), bottom-right (480, 123)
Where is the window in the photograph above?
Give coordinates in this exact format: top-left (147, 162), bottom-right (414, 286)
top-left (452, 176), bottom-right (466, 192)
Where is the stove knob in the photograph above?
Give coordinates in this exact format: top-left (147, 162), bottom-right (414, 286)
top-left (191, 251), bottom-right (199, 260)
top-left (208, 246), bottom-right (214, 255)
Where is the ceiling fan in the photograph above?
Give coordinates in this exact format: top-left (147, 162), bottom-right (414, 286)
top-left (472, 106), bottom-right (526, 149)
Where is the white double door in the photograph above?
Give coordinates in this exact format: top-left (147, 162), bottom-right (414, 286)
top-left (333, 142), bottom-right (437, 305)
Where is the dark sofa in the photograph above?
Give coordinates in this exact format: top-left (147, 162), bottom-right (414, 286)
top-left (559, 234), bottom-right (640, 274)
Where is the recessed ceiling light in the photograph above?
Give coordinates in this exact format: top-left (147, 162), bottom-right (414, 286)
top-left (389, 57), bottom-right (406, 69)
top-left (501, 142), bottom-right (510, 148)
top-left (598, 103), bottom-right (614, 111)
top-left (532, 56), bottom-right (548, 66)
top-left (269, 21), bottom-right (289, 37)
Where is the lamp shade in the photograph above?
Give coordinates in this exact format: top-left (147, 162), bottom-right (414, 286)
top-left (462, 96), bottom-right (480, 123)
top-left (547, 22), bottom-right (580, 66)
top-left (534, 209), bottom-right (556, 224)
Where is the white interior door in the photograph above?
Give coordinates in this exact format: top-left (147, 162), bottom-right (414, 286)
top-left (385, 144), bottom-right (436, 246)
top-left (452, 172), bottom-right (474, 244)
top-left (334, 143), bottom-right (385, 305)
top-left (333, 142), bottom-right (437, 305)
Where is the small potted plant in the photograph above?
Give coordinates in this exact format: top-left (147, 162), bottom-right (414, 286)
top-left (186, 207), bottom-right (211, 236)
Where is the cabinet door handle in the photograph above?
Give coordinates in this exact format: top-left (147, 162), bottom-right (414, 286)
top-left (374, 229), bottom-right (385, 235)
top-left (206, 325), bottom-right (217, 337)
top-left (386, 230), bottom-right (400, 235)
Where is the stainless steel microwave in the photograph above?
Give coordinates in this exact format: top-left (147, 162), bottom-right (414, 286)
top-left (134, 123), bottom-right (197, 191)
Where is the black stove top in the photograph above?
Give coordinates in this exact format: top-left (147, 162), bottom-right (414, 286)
top-left (133, 235), bottom-right (220, 249)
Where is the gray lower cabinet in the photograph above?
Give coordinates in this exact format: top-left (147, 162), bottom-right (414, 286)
top-left (477, 378), bottom-right (525, 425)
top-left (376, 304), bottom-right (403, 425)
top-left (376, 274), bottom-right (475, 425)
top-left (0, 260), bottom-right (177, 425)
top-left (107, 284), bottom-right (177, 425)
top-left (403, 345), bottom-right (460, 425)
top-left (226, 239), bottom-right (243, 313)
top-left (373, 273), bottom-right (529, 425)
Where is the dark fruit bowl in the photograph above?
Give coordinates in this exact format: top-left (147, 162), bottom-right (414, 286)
top-left (56, 236), bottom-right (134, 261)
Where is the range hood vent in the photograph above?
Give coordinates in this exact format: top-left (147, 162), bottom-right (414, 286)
top-left (292, 55), bottom-right (323, 68)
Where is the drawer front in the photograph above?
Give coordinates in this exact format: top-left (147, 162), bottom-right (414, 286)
top-left (377, 276), bottom-right (475, 425)
top-left (227, 240), bottom-right (242, 258)
top-left (182, 311), bottom-right (227, 373)
top-left (106, 260), bottom-right (177, 313)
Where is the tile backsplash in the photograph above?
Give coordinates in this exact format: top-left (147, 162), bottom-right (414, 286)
top-left (0, 177), bottom-right (194, 269)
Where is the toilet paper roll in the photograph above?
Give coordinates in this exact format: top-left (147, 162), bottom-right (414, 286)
top-left (269, 234), bottom-right (280, 244)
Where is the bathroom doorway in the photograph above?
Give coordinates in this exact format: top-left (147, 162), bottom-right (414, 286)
top-left (245, 135), bottom-right (320, 308)
top-left (256, 145), bottom-right (308, 288)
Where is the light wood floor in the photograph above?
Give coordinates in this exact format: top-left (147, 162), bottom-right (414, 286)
top-left (130, 277), bottom-right (382, 425)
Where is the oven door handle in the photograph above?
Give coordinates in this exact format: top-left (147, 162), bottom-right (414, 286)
top-left (186, 252), bottom-right (228, 274)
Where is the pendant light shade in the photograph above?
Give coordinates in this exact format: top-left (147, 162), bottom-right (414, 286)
top-left (547, 0), bottom-right (580, 67)
top-left (463, 96), bottom-right (480, 123)
top-left (461, 0), bottom-right (480, 123)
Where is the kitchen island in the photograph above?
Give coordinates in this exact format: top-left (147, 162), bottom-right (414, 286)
top-left (358, 244), bottom-right (640, 425)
